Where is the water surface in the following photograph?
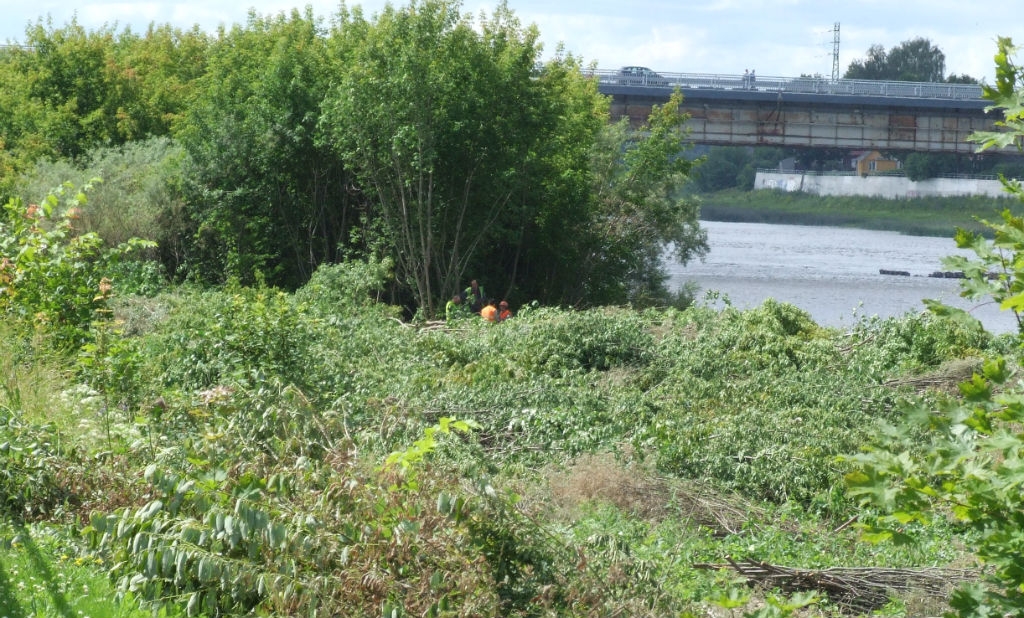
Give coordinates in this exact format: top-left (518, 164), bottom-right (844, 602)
top-left (666, 220), bottom-right (1019, 334)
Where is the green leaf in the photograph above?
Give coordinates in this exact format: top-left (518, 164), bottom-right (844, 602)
top-left (859, 529), bottom-right (893, 544)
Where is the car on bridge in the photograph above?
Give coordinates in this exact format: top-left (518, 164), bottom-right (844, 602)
top-left (616, 66), bottom-right (669, 87)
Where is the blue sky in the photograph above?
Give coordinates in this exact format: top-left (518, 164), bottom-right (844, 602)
top-left (0, 0), bottom-right (1017, 83)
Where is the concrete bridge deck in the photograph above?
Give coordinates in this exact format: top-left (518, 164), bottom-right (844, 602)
top-left (594, 70), bottom-right (1007, 154)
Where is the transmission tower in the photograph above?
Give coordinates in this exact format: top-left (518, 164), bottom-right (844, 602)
top-left (831, 22), bottom-right (840, 82)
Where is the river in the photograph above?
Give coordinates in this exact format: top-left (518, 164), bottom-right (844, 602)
top-left (665, 220), bottom-right (1020, 334)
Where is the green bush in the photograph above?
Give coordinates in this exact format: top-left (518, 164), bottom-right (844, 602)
top-left (0, 182), bottom-right (156, 349)
top-left (16, 137), bottom-right (186, 250)
top-left (0, 409), bottom-right (68, 521)
top-left (504, 306), bottom-right (654, 374)
top-left (140, 284), bottom-right (316, 392)
top-left (293, 257), bottom-right (397, 316)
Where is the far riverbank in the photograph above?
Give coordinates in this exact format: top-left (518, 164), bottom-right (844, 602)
top-left (698, 189), bottom-right (1023, 238)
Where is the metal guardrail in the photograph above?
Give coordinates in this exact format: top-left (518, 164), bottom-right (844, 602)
top-left (591, 69), bottom-right (984, 101)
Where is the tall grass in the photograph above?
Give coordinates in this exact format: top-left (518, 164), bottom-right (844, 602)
top-left (0, 323), bottom-right (70, 427)
top-left (0, 521), bottom-right (150, 618)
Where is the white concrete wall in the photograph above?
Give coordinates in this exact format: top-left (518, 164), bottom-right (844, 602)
top-left (755, 171), bottom-right (1010, 199)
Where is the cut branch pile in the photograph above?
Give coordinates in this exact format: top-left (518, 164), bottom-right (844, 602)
top-left (693, 557), bottom-right (976, 614)
top-left (883, 358), bottom-right (982, 394)
top-left (670, 481), bottom-right (762, 536)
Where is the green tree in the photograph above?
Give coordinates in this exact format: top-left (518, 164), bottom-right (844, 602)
top-left (845, 44), bottom-right (889, 80)
top-left (106, 23), bottom-right (211, 140)
top-left (0, 46), bottom-right (46, 196)
top-left (498, 51), bottom-right (609, 306)
top-left (845, 37), bottom-right (946, 82)
top-left (0, 18), bottom-right (208, 197)
top-left (904, 152), bottom-right (967, 180)
top-left (903, 152), bottom-right (934, 181)
top-left (947, 73), bottom-right (979, 84)
top-left (582, 90), bottom-right (708, 305)
top-left (321, 0), bottom-right (549, 315)
top-left (177, 8), bottom-right (354, 288)
top-left (692, 147), bottom-right (751, 192)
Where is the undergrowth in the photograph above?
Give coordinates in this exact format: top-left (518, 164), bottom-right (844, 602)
top-left (0, 186), bottom-right (1010, 616)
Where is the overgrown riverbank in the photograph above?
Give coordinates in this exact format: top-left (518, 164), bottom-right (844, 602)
top-left (698, 188), bottom-right (1020, 237)
top-left (1, 255), bottom-right (1015, 616)
top-left (3, 178), bottom-right (1022, 617)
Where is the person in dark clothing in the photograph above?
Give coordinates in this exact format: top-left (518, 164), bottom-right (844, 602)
top-left (463, 279), bottom-right (486, 313)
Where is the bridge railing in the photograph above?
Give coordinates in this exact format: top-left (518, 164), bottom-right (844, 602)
top-left (590, 69), bottom-right (984, 101)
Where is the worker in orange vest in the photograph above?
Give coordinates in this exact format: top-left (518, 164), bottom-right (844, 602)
top-left (498, 300), bottom-right (512, 322)
top-left (480, 299), bottom-right (498, 323)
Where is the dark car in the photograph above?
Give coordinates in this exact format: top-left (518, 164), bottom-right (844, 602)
top-left (616, 66), bottom-right (670, 87)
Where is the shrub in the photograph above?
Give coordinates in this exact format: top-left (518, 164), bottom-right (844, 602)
top-left (17, 137), bottom-right (186, 250)
top-left (0, 407), bottom-right (69, 521)
top-left (0, 181), bottom-right (157, 348)
top-left (140, 284), bottom-right (316, 392)
top-left (505, 306), bottom-right (654, 375)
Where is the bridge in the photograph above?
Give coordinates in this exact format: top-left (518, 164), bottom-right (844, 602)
top-left (594, 69), bottom-right (1006, 154)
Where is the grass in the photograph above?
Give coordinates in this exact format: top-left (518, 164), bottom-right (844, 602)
top-left (698, 188), bottom-right (1023, 237)
top-left (0, 523), bottom-right (153, 618)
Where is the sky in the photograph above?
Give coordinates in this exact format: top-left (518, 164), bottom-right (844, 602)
top-left (0, 0), bottom-right (1018, 84)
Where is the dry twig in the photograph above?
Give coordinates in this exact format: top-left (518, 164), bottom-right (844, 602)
top-left (693, 557), bottom-right (976, 613)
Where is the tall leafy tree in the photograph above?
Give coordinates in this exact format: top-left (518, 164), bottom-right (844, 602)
top-left (0, 19), bottom-right (208, 198)
top-left (321, 0), bottom-right (547, 315)
top-left (107, 23), bottom-right (211, 139)
top-left (492, 51), bottom-right (609, 306)
top-left (323, 0), bottom-right (708, 312)
top-left (582, 90), bottom-right (707, 305)
top-left (20, 19), bottom-right (119, 157)
top-left (692, 147), bottom-right (750, 192)
top-left (845, 37), bottom-right (946, 82)
top-left (845, 44), bottom-right (890, 80)
top-left (0, 47), bottom-right (40, 197)
top-left (177, 8), bottom-right (354, 287)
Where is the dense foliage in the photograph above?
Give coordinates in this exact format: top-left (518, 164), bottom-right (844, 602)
top-left (844, 37), bottom-right (954, 83)
top-left (6, 5), bottom-right (1024, 617)
top-left (0, 0), bottom-right (707, 313)
top-left (0, 176), bottom-right (1010, 616)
